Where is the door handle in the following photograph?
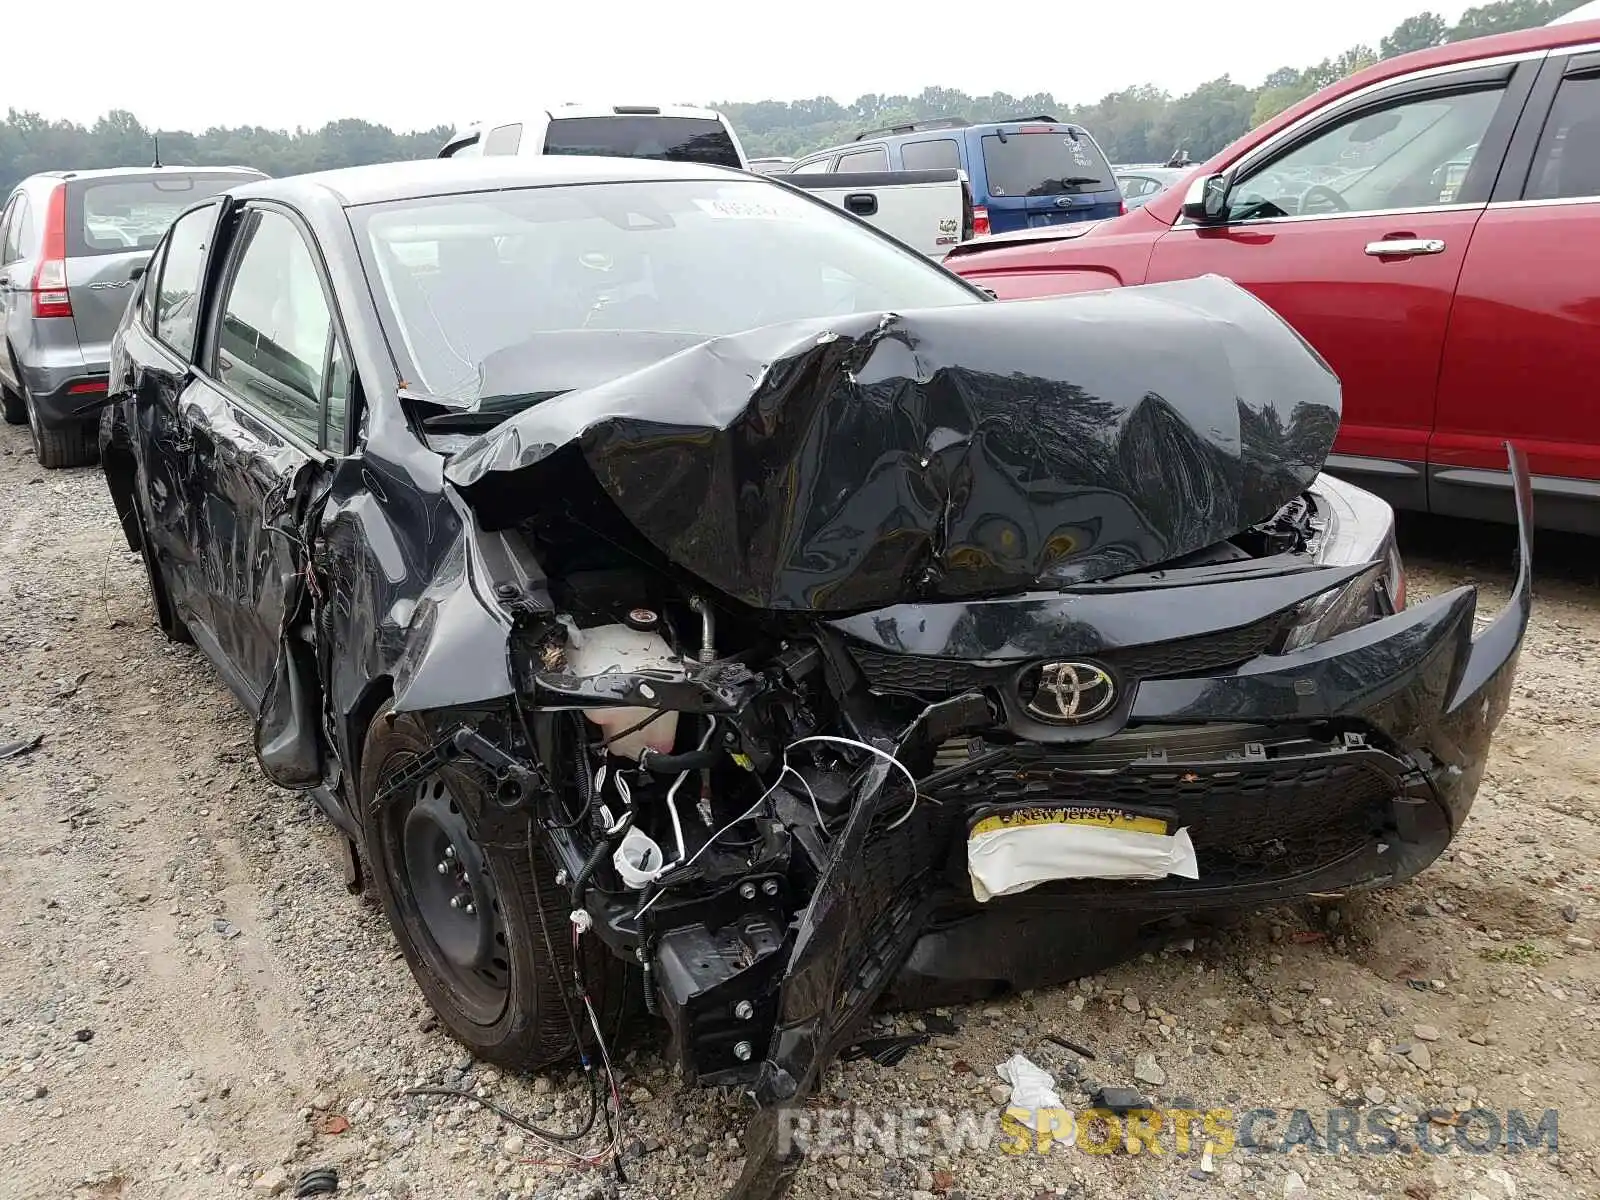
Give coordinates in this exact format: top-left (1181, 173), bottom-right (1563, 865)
top-left (843, 193), bottom-right (879, 217)
top-left (1364, 238), bottom-right (1445, 257)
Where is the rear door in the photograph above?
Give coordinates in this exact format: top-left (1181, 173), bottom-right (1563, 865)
top-left (0, 192), bottom-right (27, 394)
top-left (180, 202), bottom-right (345, 706)
top-left (66, 172), bottom-right (260, 365)
top-left (1144, 59), bottom-right (1535, 513)
top-left (976, 124), bottom-right (1121, 233)
top-left (1431, 51), bottom-right (1600, 532)
top-left (122, 200), bottom-right (227, 623)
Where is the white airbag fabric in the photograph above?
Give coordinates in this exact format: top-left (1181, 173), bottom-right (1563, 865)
top-left (969, 822), bottom-right (1200, 902)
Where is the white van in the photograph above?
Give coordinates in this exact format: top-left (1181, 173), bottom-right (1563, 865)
top-left (440, 105), bottom-right (749, 169)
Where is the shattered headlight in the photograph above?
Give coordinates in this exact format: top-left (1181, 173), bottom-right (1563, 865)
top-left (1280, 475), bottom-right (1406, 653)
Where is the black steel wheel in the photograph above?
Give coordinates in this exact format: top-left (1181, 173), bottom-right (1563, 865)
top-left (399, 774), bottom-right (513, 1024)
top-left (361, 703), bottom-right (623, 1070)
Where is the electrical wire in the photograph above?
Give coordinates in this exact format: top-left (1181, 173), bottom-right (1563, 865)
top-left (632, 764), bottom-right (805, 922)
top-left (785, 734), bottom-right (923, 830)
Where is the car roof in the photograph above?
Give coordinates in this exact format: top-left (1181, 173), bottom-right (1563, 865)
top-left (455, 105), bottom-right (728, 134)
top-left (227, 155), bottom-right (743, 208)
top-left (23, 165), bottom-right (264, 184)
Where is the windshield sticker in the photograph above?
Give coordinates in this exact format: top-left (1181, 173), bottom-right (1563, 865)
top-left (693, 197), bottom-right (801, 220)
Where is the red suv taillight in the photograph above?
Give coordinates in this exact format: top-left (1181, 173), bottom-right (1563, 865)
top-left (972, 205), bottom-right (990, 238)
top-left (30, 183), bottom-right (72, 320)
top-left (1118, 199), bottom-right (1127, 216)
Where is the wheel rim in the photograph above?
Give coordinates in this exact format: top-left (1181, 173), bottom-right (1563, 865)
top-left (391, 772), bottom-right (512, 1025)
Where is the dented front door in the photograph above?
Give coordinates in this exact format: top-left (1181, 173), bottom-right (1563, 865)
top-left (181, 204), bottom-right (340, 710)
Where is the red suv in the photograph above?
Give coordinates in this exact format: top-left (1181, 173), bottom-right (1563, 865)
top-left (945, 21), bottom-right (1600, 534)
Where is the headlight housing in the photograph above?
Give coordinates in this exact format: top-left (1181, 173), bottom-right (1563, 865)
top-left (1279, 475), bottom-right (1406, 652)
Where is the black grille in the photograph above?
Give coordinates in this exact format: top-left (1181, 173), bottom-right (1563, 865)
top-left (929, 744), bottom-right (1399, 889)
top-left (849, 614), bottom-right (1286, 696)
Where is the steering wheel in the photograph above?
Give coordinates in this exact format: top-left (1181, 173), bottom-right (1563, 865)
top-left (1297, 184), bottom-right (1350, 216)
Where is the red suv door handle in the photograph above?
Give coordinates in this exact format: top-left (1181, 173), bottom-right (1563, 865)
top-left (1364, 238), bottom-right (1446, 257)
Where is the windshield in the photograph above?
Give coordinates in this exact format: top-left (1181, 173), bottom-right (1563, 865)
top-left (542, 116), bottom-right (742, 168)
top-left (71, 174), bottom-right (256, 256)
top-left (980, 130), bottom-right (1115, 198)
top-left (353, 178), bottom-right (982, 403)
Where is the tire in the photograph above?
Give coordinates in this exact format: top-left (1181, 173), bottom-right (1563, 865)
top-left (360, 704), bottom-right (623, 1070)
top-left (1, 384), bottom-right (23, 426)
top-left (24, 383), bottom-right (97, 469)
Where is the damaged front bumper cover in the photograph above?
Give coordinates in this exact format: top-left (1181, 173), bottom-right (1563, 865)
top-left (721, 451), bottom-right (1533, 1199)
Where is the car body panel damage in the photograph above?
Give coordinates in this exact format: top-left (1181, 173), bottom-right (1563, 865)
top-left (99, 162), bottom-right (1532, 1200)
top-left (445, 274), bottom-right (1341, 613)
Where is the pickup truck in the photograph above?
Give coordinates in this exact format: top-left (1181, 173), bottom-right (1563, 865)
top-left (781, 169), bottom-right (972, 258)
top-left (944, 19), bottom-right (1600, 535)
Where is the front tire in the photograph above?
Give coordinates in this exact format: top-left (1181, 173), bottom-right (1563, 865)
top-left (361, 704), bottom-right (621, 1070)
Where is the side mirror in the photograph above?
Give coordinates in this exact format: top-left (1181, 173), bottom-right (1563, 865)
top-left (1180, 173), bottom-right (1232, 224)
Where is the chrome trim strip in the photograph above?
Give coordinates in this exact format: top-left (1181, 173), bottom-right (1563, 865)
top-left (1488, 193), bottom-right (1600, 209)
top-left (1174, 202), bottom-right (1482, 231)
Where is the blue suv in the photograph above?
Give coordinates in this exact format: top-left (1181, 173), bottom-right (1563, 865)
top-left (786, 116), bottom-right (1123, 236)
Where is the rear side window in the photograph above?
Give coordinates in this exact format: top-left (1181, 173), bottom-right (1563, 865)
top-left (542, 116), bottom-right (742, 167)
top-left (980, 130), bottom-right (1115, 197)
top-left (482, 123), bottom-right (523, 155)
top-left (70, 174), bottom-right (258, 257)
top-left (900, 139), bottom-right (962, 171)
top-left (1527, 71), bottom-right (1600, 200)
top-left (836, 147), bottom-right (889, 172)
top-left (215, 209), bottom-right (333, 445)
top-left (154, 203), bottom-right (217, 360)
top-left (1, 195), bottom-right (31, 264)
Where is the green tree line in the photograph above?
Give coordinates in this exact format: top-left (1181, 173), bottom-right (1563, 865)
top-left (0, 0), bottom-right (1584, 199)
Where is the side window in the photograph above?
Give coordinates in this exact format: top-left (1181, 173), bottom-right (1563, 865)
top-left (1526, 71), bottom-right (1600, 201)
top-left (836, 146), bottom-right (889, 172)
top-left (790, 157), bottom-right (836, 174)
top-left (1231, 84), bottom-right (1506, 220)
top-left (482, 123), bottom-right (524, 155)
top-left (139, 235), bottom-right (167, 331)
top-left (154, 203), bottom-right (217, 359)
top-left (2, 195), bottom-right (31, 264)
top-left (214, 209), bottom-right (333, 446)
top-left (900, 139), bottom-right (961, 171)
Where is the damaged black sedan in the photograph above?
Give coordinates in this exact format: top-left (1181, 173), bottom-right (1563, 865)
top-left (99, 157), bottom-right (1530, 1198)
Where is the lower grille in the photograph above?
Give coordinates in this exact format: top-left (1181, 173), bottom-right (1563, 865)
top-left (927, 739), bottom-right (1401, 889)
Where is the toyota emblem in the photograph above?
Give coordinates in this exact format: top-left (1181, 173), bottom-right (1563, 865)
top-left (1025, 662), bottom-right (1116, 724)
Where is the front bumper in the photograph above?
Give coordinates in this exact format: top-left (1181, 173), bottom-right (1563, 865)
top-left (723, 453), bottom-right (1532, 1200)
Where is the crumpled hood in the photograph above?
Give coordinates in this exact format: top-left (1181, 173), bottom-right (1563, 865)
top-left (445, 274), bottom-right (1341, 613)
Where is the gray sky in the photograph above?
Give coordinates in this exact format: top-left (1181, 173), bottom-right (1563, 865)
top-left (9, 0), bottom-right (1474, 132)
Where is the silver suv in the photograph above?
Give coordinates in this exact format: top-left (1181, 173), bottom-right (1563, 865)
top-left (0, 166), bottom-right (264, 467)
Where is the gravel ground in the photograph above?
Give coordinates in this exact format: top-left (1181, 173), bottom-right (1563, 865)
top-left (2, 419), bottom-right (1599, 1200)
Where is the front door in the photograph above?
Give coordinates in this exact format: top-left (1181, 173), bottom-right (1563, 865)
top-left (1145, 62), bottom-right (1534, 513)
top-left (1432, 53), bottom-right (1600, 532)
top-left (180, 203), bottom-right (345, 707)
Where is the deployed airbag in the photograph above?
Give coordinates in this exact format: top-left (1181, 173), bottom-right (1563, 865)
top-left (447, 275), bottom-right (1341, 613)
